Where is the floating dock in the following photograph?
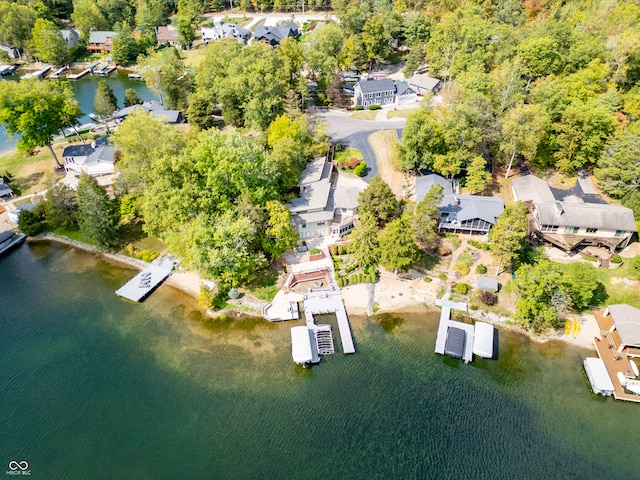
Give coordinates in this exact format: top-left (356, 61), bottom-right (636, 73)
top-left (48, 66), bottom-right (67, 79)
top-left (115, 258), bottom-right (174, 302)
top-left (434, 294), bottom-right (495, 363)
top-left (303, 288), bottom-right (355, 354)
top-left (21, 65), bottom-right (51, 80)
top-left (0, 231), bottom-right (26, 257)
top-left (0, 64), bottom-right (17, 76)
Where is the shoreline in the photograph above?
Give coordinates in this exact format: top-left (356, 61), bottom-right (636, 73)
top-left (29, 234), bottom-right (598, 353)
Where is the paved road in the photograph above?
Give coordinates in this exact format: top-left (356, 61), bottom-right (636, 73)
top-left (318, 110), bottom-right (406, 182)
top-left (203, 12), bottom-right (338, 27)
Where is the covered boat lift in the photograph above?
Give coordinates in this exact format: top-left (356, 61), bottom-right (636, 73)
top-left (584, 357), bottom-right (615, 396)
top-left (291, 326), bottom-right (320, 366)
top-left (473, 322), bottom-right (495, 358)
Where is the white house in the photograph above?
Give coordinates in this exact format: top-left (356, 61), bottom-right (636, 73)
top-left (61, 137), bottom-right (116, 177)
top-left (286, 157), bottom-right (368, 239)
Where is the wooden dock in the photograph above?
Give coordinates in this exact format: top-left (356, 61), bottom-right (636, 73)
top-left (115, 258), bottom-right (174, 302)
top-left (592, 309), bottom-right (640, 403)
top-left (67, 68), bottom-right (90, 80)
top-left (303, 288), bottom-right (355, 354)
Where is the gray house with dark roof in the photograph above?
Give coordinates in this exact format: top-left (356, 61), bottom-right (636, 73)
top-left (415, 174), bottom-right (454, 202)
top-left (512, 175), bottom-right (637, 253)
top-left (353, 79), bottom-right (396, 107)
top-left (253, 23), bottom-right (299, 46)
top-left (0, 180), bottom-right (13, 200)
top-left (408, 73), bottom-right (442, 95)
top-left (439, 194), bottom-right (505, 234)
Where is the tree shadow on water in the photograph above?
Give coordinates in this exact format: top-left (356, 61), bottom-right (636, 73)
top-left (374, 313), bottom-right (404, 332)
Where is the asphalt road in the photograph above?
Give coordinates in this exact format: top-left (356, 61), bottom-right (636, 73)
top-left (318, 111), bottom-right (406, 182)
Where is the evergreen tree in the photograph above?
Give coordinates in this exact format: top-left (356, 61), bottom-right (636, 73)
top-left (94, 80), bottom-right (117, 123)
top-left (349, 212), bottom-right (380, 268)
top-left (379, 211), bottom-right (420, 274)
top-left (412, 184), bottom-right (443, 248)
top-left (111, 22), bottom-right (139, 66)
top-left (358, 176), bottom-right (400, 229)
top-left (489, 202), bottom-right (528, 274)
top-left (77, 173), bottom-right (120, 248)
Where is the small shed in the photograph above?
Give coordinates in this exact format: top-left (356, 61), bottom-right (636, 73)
top-left (476, 275), bottom-right (499, 293)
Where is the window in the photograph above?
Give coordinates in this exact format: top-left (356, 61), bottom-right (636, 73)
top-left (566, 226), bottom-right (579, 234)
top-left (540, 224), bottom-right (558, 233)
top-left (585, 228), bottom-right (597, 234)
top-left (376, 92), bottom-right (381, 97)
top-left (615, 230), bottom-right (626, 237)
top-left (301, 223), bottom-right (306, 229)
top-left (317, 221), bottom-right (326, 226)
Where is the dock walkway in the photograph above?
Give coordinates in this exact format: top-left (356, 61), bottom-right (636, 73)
top-left (434, 294), bottom-right (475, 363)
top-left (115, 258), bottom-right (174, 302)
top-left (303, 288), bottom-right (355, 354)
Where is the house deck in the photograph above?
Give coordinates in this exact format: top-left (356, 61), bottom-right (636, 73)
top-left (593, 309), bottom-right (640, 403)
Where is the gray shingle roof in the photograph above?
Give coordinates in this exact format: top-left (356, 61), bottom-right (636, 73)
top-left (62, 144), bottom-right (95, 158)
top-left (511, 175), bottom-right (556, 204)
top-left (356, 78), bottom-right (395, 94)
top-left (608, 304), bottom-right (640, 347)
top-left (440, 194), bottom-right (504, 224)
top-left (476, 276), bottom-right (499, 292)
top-left (0, 182), bottom-right (13, 198)
top-left (415, 174), bottom-right (453, 202)
top-left (394, 81), bottom-right (416, 96)
top-left (88, 31), bottom-right (117, 44)
top-left (535, 202), bottom-right (637, 232)
top-left (408, 73), bottom-right (441, 91)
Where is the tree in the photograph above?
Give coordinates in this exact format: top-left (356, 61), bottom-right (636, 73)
top-left (349, 212), bottom-right (380, 268)
top-left (464, 155), bottom-right (491, 194)
top-left (0, 79), bottom-right (81, 169)
top-left (71, 0), bottom-right (109, 41)
top-left (0, 2), bottom-right (37, 57)
top-left (489, 202), bottom-right (528, 274)
top-left (358, 176), bottom-right (400, 229)
top-left (44, 181), bottom-right (78, 228)
top-left (18, 207), bottom-right (45, 236)
top-left (135, 0), bottom-right (167, 33)
top-left (261, 200), bottom-right (298, 259)
top-left (124, 88), bottom-right (142, 107)
top-left (142, 49), bottom-right (191, 109)
top-left (177, 17), bottom-right (195, 50)
top-left (412, 184), bottom-right (443, 248)
top-left (325, 72), bottom-right (349, 109)
top-left (500, 103), bottom-right (549, 178)
top-left (186, 91), bottom-right (216, 130)
top-left (111, 22), bottom-right (139, 66)
top-left (562, 262), bottom-right (600, 311)
top-left (29, 18), bottom-right (68, 65)
top-left (594, 123), bottom-right (640, 198)
top-left (379, 211), bottom-right (420, 274)
top-left (553, 101), bottom-right (616, 172)
top-left (94, 80), bottom-right (117, 123)
top-left (395, 109), bottom-right (446, 172)
top-left (77, 173), bottom-right (120, 248)
top-left (514, 260), bottom-right (569, 333)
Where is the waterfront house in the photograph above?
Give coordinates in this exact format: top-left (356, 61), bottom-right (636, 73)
top-left (438, 194), bottom-right (504, 234)
top-left (156, 25), bottom-right (179, 47)
top-left (415, 174), bottom-right (454, 202)
top-left (113, 101), bottom-right (184, 124)
top-left (512, 175), bottom-right (637, 254)
top-left (0, 180), bottom-right (14, 200)
top-left (0, 44), bottom-right (20, 60)
top-left (408, 73), bottom-right (442, 95)
top-left (60, 29), bottom-right (80, 49)
top-left (87, 31), bottom-right (117, 53)
top-left (201, 23), bottom-right (251, 45)
top-left (286, 157), bottom-right (367, 239)
top-left (62, 137), bottom-right (116, 177)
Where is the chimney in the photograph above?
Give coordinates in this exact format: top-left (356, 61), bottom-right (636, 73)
top-left (555, 201), bottom-right (564, 215)
top-left (453, 197), bottom-right (460, 206)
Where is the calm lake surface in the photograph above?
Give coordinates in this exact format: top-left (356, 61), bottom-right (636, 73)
top-left (0, 71), bottom-right (155, 154)
top-left (2, 242), bottom-right (640, 479)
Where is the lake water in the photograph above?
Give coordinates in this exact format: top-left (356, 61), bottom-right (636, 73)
top-left (2, 242), bottom-right (640, 479)
top-left (0, 72), bottom-right (156, 154)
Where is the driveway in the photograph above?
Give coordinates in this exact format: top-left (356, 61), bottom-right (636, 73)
top-left (318, 110), bottom-right (406, 182)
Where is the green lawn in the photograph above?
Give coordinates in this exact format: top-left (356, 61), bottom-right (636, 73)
top-left (349, 110), bottom-right (378, 120)
top-left (387, 108), bottom-right (420, 119)
top-left (591, 260), bottom-right (640, 307)
top-left (241, 267), bottom-right (279, 301)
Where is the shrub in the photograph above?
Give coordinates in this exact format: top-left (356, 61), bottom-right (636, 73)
top-left (368, 104), bottom-right (382, 110)
top-left (354, 161), bottom-right (367, 177)
top-left (357, 273), bottom-right (364, 283)
top-left (476, 264), bottom-right (487, 274)
top-left (337, 277), bottom-right (345, 287)
top-left (611, 254), bottom-right (622, 264)
top-left (330, 245), bottom-right (338, 255)
top-left (338, 245), bottom-right (346, 255)
top-left (423, 276), bottom-right (432, 283)
top-left (349, 274), bottom-right (357, 284)
top-left (17, 208), bottom-right (45, 236)
top-left (470, 304), bottom-right (478, 310)
top-left (455, 283), bottom-right (470, 294)
top-left (310, 247), bottom-right (321, 255)
top-left (480, 290), bottom-right (497, 306)
top-left (454, 253), bottom-right (473, 276)
top-left (438, 272), bottom-right (448, 281)
top-left (228, 287), bottom-right (240, 299)
top-left (354, 105), bottom-right (364, 110)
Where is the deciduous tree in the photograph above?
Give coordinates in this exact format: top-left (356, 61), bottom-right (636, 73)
top-left (29, 18), bottom-right (68, 65)
top-left (262, 200), bottom-right (298, 259)
top-left (594, 123), bottom-right (640, 198)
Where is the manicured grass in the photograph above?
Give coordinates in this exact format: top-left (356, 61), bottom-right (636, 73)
top-left (133, 236), bottom-right (167, 254)
top-left (241, 267), bottom-right (279, 301)
top-left (386, 108), bottom-right (420, 119)
top-left (349, 110), bottom-right (378, 120)
top-left (590, 260), bottom-right (640, 308)
top-left (222, 16), bottom-right (254, 27)
top-left (334, 147), bottom-right (363, 164)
